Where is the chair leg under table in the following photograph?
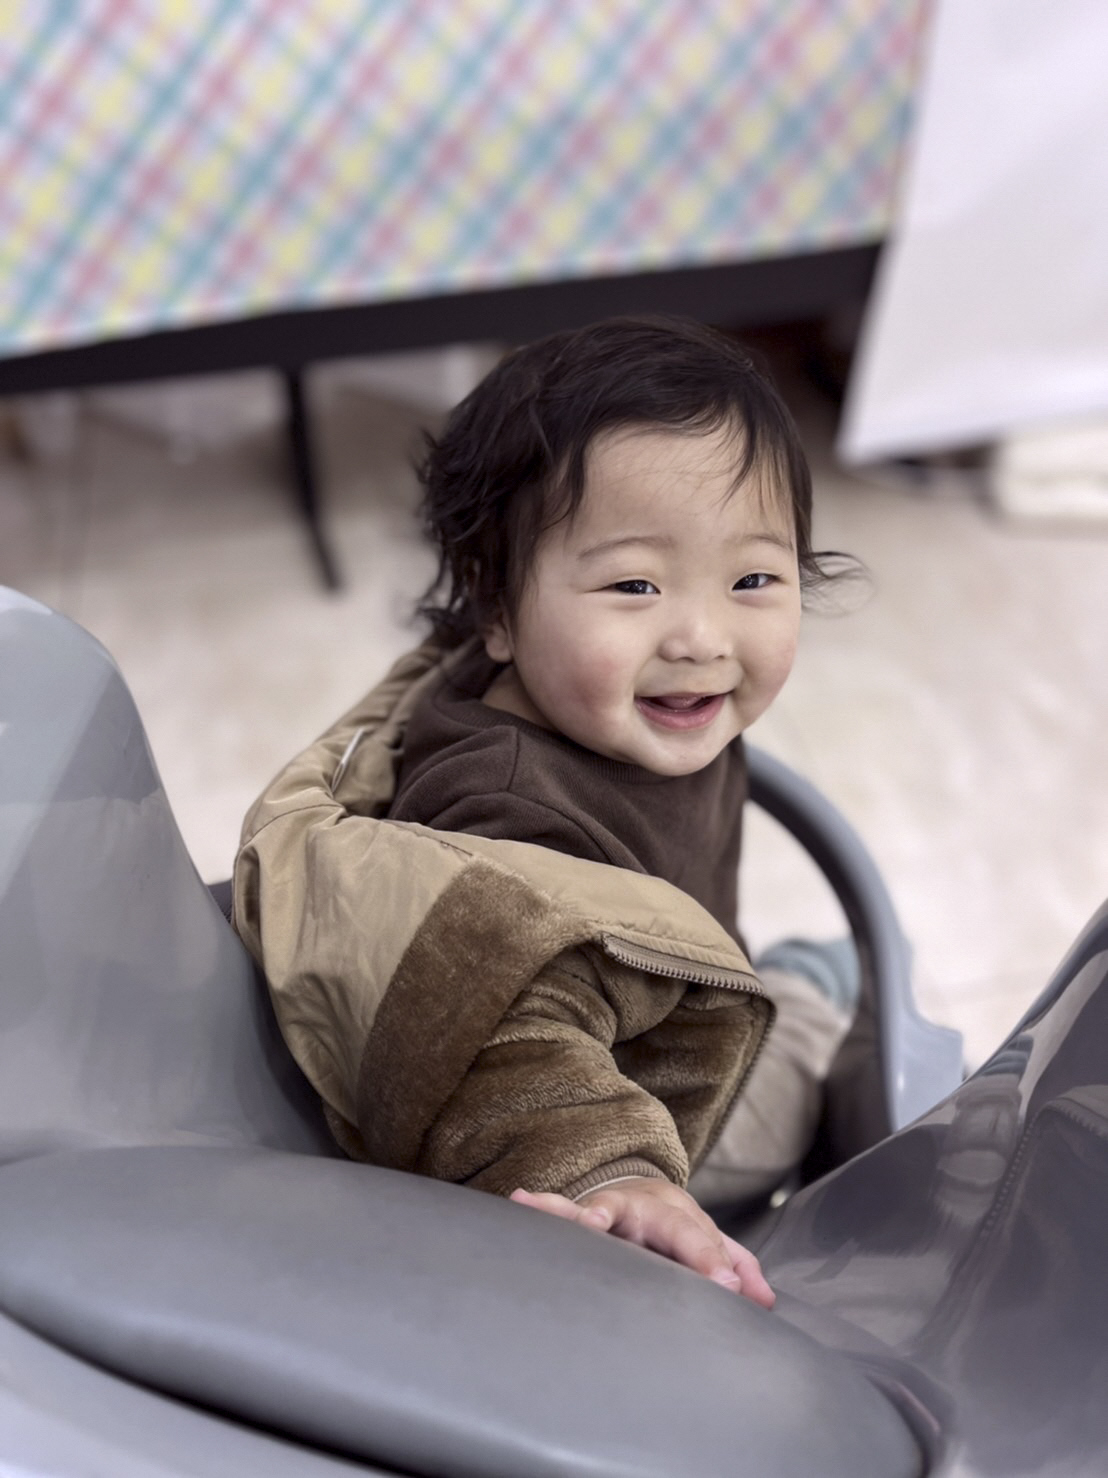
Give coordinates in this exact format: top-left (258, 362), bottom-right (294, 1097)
top-left (283, 365), bottom-right (341, 591)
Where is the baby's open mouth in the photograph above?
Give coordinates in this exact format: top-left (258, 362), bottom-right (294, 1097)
top-left (642, 694), bottom-right (716, 711)
top-left (636, 693), bottom-right (726, 730)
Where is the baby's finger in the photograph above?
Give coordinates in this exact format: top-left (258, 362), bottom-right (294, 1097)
top-left (510, 1187), bottom-right (611, 1230)
top-left (722, 1233), bottom-right (776, 1309)
top-left (606, 1198), bottom-right (739, 1288)
top-left (675, 1226), bottom-right (749, 1291)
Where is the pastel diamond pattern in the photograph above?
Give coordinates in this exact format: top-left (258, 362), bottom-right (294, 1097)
top-left (0, 0), bottom-right (927, 354)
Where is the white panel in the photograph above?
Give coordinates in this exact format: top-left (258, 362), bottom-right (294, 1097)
top-left (839, 0), bottom-right (1108, 462)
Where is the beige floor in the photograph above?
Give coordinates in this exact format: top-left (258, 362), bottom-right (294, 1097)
top-left (2, 358), bottom-right (1106, 1069)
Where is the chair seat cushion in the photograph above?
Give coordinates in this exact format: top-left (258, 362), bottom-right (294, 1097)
top-left (0, 1145), bottom-right (921, 1478)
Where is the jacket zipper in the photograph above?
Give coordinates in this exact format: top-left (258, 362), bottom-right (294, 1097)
top-left (600, 933), bottom-right (764, 995)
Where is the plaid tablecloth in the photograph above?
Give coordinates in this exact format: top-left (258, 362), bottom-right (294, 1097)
top-left (0, 0), bottom-right (926, 356)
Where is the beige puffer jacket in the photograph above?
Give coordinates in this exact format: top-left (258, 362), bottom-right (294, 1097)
top-left (233, 641), bottom-right (773, 1199)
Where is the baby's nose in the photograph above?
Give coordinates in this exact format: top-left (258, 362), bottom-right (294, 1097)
top-left (658, 611), bottom-right (732, 664)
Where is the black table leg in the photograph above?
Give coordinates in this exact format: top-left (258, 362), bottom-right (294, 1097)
top-left (283, 366), bottom-right (340, 590)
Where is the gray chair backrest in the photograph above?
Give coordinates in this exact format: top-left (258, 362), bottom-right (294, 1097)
top-left (0, 587), bottom-right (334, 1162)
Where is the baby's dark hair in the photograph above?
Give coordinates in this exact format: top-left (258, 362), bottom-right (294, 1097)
top-left (416, 313), bottom-right (846, 644)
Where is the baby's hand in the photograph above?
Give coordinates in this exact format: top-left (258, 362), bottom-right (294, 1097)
top-left (510, 1179), bottom-right (775, 1308)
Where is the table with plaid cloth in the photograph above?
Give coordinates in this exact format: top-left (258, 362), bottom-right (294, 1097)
top-left (0, 0), bottom-right (927, 580)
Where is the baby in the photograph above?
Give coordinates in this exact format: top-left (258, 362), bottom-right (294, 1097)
top-left (235, 315), bottom-right (849, 1310)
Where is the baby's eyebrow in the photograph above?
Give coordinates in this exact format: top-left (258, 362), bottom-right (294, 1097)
top-left (577, 529), bottom-right (794, 560)
top-left (746, 531), bottom-right (796, 554)
top-left (576, 534), bottom-right (674, 561)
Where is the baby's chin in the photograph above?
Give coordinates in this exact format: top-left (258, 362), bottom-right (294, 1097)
top-left (636, 750), bottom-right (728, 778)
top-left (591, 731), bottom-right (736, 778)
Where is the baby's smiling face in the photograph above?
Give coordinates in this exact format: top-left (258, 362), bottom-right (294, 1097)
top-left (482, 424), bottom-right (802, 776)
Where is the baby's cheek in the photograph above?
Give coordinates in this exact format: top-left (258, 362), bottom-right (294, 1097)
top-left (574, 651), bottom-right (632, 713)
top-left (756, 629), bottom-right (800, 706)
top-left (770, 641), bottom-right (798, 692)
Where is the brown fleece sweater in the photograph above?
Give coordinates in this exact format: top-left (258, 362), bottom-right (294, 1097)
top-left (390, 645), bottom-right (745, 939)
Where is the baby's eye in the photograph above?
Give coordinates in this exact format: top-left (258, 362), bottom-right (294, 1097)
top-left (609, 579), bottom-right (659, 596)
top-left (733, 572), bottom-right (774, 591)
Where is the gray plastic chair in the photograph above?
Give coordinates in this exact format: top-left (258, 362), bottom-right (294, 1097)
top-left (9, 585), bottom-right (1108, 1476)
top-left (0, 586), bottom-right (925, 1477)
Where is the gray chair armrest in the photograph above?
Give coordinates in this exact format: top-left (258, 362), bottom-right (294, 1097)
top-left (747, 746), bottom-right (963, 1149)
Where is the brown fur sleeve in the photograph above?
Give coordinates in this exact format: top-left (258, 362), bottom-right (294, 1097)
top-left (613, 984), bottom-right (773, 1173)
top-left (414, 950), bottom-right (690, 1198)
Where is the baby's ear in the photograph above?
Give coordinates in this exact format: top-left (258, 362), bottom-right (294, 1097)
top-left (482, 606), bottom-right (513, 664)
